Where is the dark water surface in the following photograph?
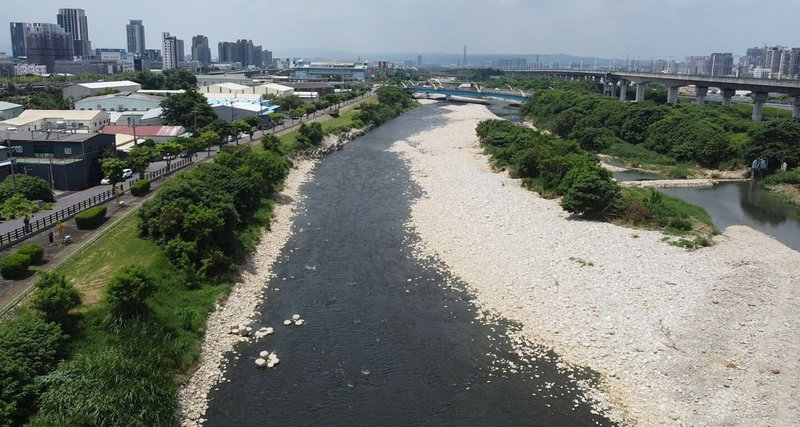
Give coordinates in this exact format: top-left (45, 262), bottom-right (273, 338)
top-left (205, 103), bottom-right (610, 426)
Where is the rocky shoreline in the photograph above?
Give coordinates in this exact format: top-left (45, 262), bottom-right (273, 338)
top-left (390, 102), bottom-right (800, 425)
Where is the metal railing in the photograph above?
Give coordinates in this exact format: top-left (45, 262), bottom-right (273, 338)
top-left (0, 156), bottom-right (194, 249)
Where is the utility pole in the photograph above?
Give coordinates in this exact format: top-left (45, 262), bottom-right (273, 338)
top-left (5, 132), bottom-right (17, 193)
top-left (127, 116), bottom-right (138, 147)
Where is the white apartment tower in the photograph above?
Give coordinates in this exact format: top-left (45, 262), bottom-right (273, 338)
top-left (162, 32), bottom-right (179, 70)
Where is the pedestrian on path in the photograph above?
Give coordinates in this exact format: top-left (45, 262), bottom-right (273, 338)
top-left (48, 231), bottom-right (54, 246)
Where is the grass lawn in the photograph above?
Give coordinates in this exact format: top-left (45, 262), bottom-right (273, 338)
top-left (53, 215), bottom-right (159, 306)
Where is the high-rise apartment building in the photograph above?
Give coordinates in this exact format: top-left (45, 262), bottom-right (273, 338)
top-left (126, 19), bottom-right (145, 56)
top-left (57, 8), bottom-right (91, 57)
top-left (9, 23), bottom-right (28, 57)
top-left (162, 32), bottom-right (179, 70)
top-left (788, 48), bottom-right (800, 79)
top-left (218, 39), bottom-right (263, 66)
top-left (191, 35), bottom-right (212, 65)
top-left (176, 39), bottom-right (185, 61)
top-left (765, 46), bottom-right (784, 73)
top-left (25, 23), bottom-right (74, 72)
top-left (710, 52), bottom-right (733, 76)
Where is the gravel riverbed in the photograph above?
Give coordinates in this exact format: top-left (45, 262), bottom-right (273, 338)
top-left (390, 102), bottom-right (800, 425)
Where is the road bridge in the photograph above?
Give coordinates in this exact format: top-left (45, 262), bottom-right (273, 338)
top-left (506, 70), bottom-right (800, 121)
top-left (402, 86), bottom-right (531, 103)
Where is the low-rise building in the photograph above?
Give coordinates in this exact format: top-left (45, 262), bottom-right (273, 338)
top-left (74, 92), bottom-right (163, 112)
top-left (62, 80), bottom-right (142, 100)
top-left (1, 109), bottom-right (110, 133)
top-left (100, 124), bottom-right (185, 143)
top-left (0, 101), bottom-right (25, 120)
top-left (282, 82), bottom-right (334, 97)
top-left (0, 127), bottom-right (115, 190)
top-left (293, 61), bottom-right (368, 81)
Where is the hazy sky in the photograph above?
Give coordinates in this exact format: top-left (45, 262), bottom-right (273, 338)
top-left (3, 0), bottom-right (799, 60)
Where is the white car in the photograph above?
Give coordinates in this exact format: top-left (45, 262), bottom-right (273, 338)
top-left (122, 168), bottom-right (133, 179)
top-left (100, 177), bottom-right (111, 185)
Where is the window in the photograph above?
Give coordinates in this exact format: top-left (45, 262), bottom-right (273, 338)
top-left (64, 147), bottom-right (72, 155)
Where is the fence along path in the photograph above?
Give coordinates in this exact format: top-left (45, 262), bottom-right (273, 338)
top-left (0, 157), bottom-right (192, 249)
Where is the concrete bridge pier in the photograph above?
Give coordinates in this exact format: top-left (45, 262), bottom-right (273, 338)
top-left (619, 79), bottom-right (628, 101)
top-left (752, 92), bottom-right (768, 121)
top-left (721, 88), bottom-right (736, 106)
top-left (695, 86), bottom-right (708, 105)
top-left (667, 86), bottom-right (680, 105)
top-left (790, 95), bottom-right (800, 119)
top-left (635, 83), bottom-right (646, 102)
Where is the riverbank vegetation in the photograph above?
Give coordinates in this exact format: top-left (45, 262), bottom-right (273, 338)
top-left (0, 89), bottom-right (417, 425)
top-left (476, 118), bottom-right (715, 246)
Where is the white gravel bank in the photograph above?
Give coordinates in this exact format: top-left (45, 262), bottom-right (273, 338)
top-left (178, 160), bottom-right (317, 426)
top-left (391, 102), bottom-right (800, 425)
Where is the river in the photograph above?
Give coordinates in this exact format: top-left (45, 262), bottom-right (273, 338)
top-left (204, 103), bottom-right (610, 425)
top-left (610, 165), bottom-right (800, 251)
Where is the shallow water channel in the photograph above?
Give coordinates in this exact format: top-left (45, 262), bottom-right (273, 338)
top-left (205, 103), bottom-right (610, 425)
top-left (610, 165), bottom-right (800, 251)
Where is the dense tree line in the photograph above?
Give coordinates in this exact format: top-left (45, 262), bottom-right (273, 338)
top-left (353, 86), bottom-right (417, 127)
top-left (522, 86), bottom-right (800, 169)
top-left (138, 146), bottom-right (289, 281)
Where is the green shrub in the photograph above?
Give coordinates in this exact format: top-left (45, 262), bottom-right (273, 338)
top-left (560, 166), bottom-right (623, 219)
top-left (129, 179), bottom-right (151, 197)
top-left (74, 205), bottom-right (107, 230)
top-left (106, 265), bottom-right (157, 320)
top-left (0, 313), bottom-right (68, 426)
top-left (16, 244), bottom-right (44, 264)
top-left (31, 272), bottom-right (81, 323)
top-left (0, 253), bottom-right (31, 279)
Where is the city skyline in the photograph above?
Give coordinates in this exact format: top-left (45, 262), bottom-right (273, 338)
top-left (2, 0), bottom-right (800, 61)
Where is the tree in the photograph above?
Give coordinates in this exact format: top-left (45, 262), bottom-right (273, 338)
top-left (261, 134), bottom-right (281, 153)
top-left (231, 120), bottom-right (250, 144)
top-left (278, 94), bottom-right (303, 112)
top-left (296, 122), bottom-right (324, 147)
top-left (31, 272), bottom-right (81, 323)
top-left (269, 113), bottom-right (284, 123)
top-left (160, 87), bottom-right (216, 132)
top-left (156, 141), bottom-right (183, 169)
top-left (126, 146), bottom-right (157, 179)
top-left (0, 174), bottom-right (54, 204)
top-left (200, 130), bottom-right (220, 154)
top-left (180, 136), bottom-right (206, 156)
top-left (560, 165), bottom-right (623, 219)
top-left (1, 194), bottom-right (49, 233)
top-left (106, 265), bottom-right (157, 320)
top-left (163, 69), bottom-right (197, 90)
top-left (100, 158), bottom-right (127, 190)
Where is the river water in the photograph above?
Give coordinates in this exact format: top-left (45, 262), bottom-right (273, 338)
top-left (205, 103), bottom-right (610, 425)
top-left (609, 166), bottom-right (800, 251)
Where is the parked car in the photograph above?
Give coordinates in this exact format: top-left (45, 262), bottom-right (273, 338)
top-left (100, 177), bottom-right (111, 185)
top-left (162, 154), bottom-right (176, 161)
top-left (122, 168), bottom-right (133, 179)
top-left (179, 149), bottom-right (193, 158)
top-left (222, 135), bottom-right (235, 144)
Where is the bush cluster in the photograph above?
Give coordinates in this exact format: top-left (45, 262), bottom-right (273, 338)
top-left (75, 205), bottom-right (107, 229)
top-left (138, 146), bottom-right (289, 280)
top-left (16, 243), bottom-right (44, 264)
top-left (353, 86), bottom-right (417, 127)
top-left (0, 253), bottom-right (31, 279)
top-left (0, 313), bottom-right (69, 425)
top-left (476, 119), bottom-right (622, 218)
top-left (129, 179), bottom-right (151, 197)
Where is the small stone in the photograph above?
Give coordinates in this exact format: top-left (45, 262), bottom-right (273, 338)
top-left (292, 314), bottom-right (301, 321)
top-left (294, 319), bottom-right (305, 326)
top-left (260, 350), bottom-right (269, 358)
top-left (770, 368), bottom-right (780, 374)
top-left (283, 319), bottom-right (292, 325)
top-left (255, 358), bottom-right (267, 368)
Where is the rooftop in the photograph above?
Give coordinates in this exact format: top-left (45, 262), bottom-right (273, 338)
top-left (76, 80), bottom-right (141, 89)
top-left (0, 101), bottom-right (23, 110)
top-left (77, 91), bottom-right (164, 104)
top-left (101, 125), bottom-right (184, 138)
top-left (1, 110), bottom-right (107, 127)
